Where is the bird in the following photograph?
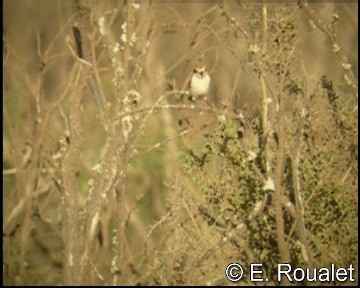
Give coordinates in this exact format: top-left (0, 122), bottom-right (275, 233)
top-left (189, 63), bottom-right (210, 102)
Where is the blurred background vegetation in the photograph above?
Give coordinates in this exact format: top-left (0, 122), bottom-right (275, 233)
top-left (3, 0), bottom-right (358, 286)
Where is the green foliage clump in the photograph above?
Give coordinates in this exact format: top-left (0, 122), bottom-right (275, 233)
top-left (300, 76), bottom-right (358, 269)
top-left (179, 120), bottom-right (281, 273)
top-left (180, 120), bottom-right (262, 215)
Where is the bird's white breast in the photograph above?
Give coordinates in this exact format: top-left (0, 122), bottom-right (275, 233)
top-left (190, 73), bottom-right (210, 97)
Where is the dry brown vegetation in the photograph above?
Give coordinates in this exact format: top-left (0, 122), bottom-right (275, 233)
top-left (3, 0), bottom-right (358, 286)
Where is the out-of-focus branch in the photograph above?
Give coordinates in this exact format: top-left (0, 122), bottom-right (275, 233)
top-left (292, 105), bottom-right (314, 269)
top-left (260, 3), bottom-right (270, 178)
top-left (61, 62), bottom-right (87, 285)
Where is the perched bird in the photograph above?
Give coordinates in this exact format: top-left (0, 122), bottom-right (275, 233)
top-left (189, 63), bottom-right (210, 101)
